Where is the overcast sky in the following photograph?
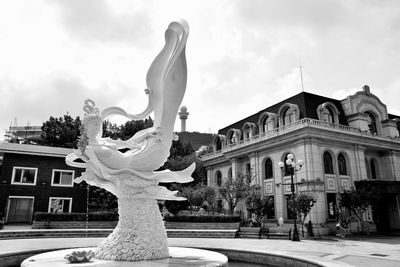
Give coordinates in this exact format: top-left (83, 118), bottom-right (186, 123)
top-left (1, 0), bottom-right (399, 140)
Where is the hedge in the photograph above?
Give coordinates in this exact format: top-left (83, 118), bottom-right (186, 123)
top-left (33, 211), bottom-right (118, 221)
top-left (163, 214), bottom-right (241, 223)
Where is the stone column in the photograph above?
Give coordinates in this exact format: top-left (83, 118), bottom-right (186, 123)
top-left (231, 159), bottom-right (238, 179)
top-left (249, 152), bottom-right (259, 185)
top-left (353, 145), bottom-right (368, 181)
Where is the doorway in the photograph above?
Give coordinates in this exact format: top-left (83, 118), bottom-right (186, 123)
top-left (6, 197), bottom-right (34, 223)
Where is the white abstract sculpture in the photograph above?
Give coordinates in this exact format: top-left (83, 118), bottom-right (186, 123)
top-left (66, 20), bottom-right (193, 261)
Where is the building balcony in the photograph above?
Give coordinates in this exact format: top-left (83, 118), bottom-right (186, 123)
top-left (201, 117), bottom-right (400, 160)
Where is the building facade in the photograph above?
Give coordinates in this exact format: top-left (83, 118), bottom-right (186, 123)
top-left (4, 125), bottom-right (42, 142)
top-left (201, 86), bottom-right (400, 234)
top-left (0, 143), bottom-right (86, 223)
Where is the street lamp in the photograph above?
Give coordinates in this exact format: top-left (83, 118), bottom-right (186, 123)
top-left (278, 153), bottom-right (304, 242)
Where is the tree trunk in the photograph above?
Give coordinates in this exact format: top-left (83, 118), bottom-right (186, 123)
top-left (95, 194), bottom-right (169, 261)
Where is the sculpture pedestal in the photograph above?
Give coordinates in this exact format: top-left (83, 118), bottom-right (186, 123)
top-left (21, 247), bottom-right (228, 267)
top-left (95, 197), bottom-right (169, 261)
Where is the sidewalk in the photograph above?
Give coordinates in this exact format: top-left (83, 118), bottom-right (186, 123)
top-left (1, 225), bottom-right (400, 267)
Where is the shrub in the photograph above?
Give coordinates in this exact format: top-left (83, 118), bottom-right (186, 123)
top-left (33, 211), bottom-right (118, 221)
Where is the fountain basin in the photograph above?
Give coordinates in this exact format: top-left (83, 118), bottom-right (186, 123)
top-left (21, 247), bottom-right (228, 267)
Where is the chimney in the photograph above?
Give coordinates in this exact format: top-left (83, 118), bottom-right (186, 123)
top-left (363, 85), bottom-right (370, 94)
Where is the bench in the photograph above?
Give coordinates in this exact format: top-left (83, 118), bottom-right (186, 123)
top-left (260, 227), bottom-right (292, 240)
top-left (237, 227), bottom-right (261, 239)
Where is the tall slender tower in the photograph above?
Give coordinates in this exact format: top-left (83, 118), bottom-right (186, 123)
top-left (178, 106), bottom-right (189, 132)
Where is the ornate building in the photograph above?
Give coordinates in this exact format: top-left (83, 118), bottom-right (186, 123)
top-left (201, 86), bottom-right (400, 234)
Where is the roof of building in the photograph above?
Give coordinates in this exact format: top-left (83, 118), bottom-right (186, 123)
top-left (218, 91), bottom-right (349, 135)
top-left (0, 142), bottom-right (73, 158)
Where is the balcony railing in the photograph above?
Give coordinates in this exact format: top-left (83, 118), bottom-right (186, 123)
top-left (201, 118), bottom-right (400, 160)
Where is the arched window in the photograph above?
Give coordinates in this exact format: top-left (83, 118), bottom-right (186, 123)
top-left (370, 159), bottom-right (378, 180)
top-left (317, 102), bottom-right (340, 124)
top-left (246, 127), bottom-right (251, 139)
top-left (258, 112), bottom-right (277, 134)
top-left (215, 138), bottom-right (222, 151)
top-left (323, 152), bottom-right (334, 174)
top-left (283, 107), bottom-right (295, 125)
top-left (365, 111), bottom-right (377, 135)
top-left (263, 117), bottom-right (274, 133)
top-left (243, 124), bottom-right (253, 140)
top-left (338, 153), bottom-right (347, 175)
top-left (265, 158), bottom-right (273, 179)
top-left (216, 171), bottom-right (222, 186)
top-left (324, 107), bottom-right (335, 123)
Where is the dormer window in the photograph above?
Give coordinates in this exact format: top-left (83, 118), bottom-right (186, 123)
top-left (216, 138), bottom-right (222, 150)
top-left (324, 107), bottom-right (334, 123)
top-left (278, 103), bottom-right (299, 126)
top-left (283, 107), bottom-right (295, 125)
top-left (317, 102), bottom-right (340, 124)
top-left (245, 125), bottom-right (252, 139)
top-left (258, 112), bottom-right (277, 133)
top-left (242, 122), bottom-right (257, 140)
top-left (212, 135), bottom-right (225, 151)
top-left (365, 111), bottom-right (377, 135)
top-left (263, 117), bottom-right (274, 132)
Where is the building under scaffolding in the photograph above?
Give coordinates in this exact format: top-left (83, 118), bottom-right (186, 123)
top-left (4, 126), bottom-right (42, 142)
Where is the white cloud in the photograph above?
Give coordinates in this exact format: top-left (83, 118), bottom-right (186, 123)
top-left (0, 0), bottom-right (400, 140)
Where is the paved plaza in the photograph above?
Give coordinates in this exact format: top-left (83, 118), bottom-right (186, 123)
top-left (1, 225), bottom-right (400, 267)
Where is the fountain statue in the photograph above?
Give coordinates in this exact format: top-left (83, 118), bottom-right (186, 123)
top-left (66, 20), bottom-right (194, 261)
top-left (21, 20), bottom-right (228, 266)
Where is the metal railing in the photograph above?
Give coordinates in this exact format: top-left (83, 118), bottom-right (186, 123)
top-left (201, 118), bottom-right (400, 160)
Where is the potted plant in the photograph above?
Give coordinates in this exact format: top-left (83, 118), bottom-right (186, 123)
top-left (0, 213), bottom-right (5, 230)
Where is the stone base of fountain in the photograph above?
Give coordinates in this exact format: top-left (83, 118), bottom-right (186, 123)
top-left (21, 247), bottom-right (228, 267)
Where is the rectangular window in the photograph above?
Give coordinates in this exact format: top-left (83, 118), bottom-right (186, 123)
top-left (265, 196), bottom-right (275, 219)
top-left (11, 167), bottom-right (37, 185)
top-left (327, 193), bottom-right (337, 220)
top-left (49, 197), bottom-right (72, 213)
top-left (246, 163), bottom-right (251, 176)
top-left (286, 195), bottom-right (294, 220)
top-left (52, 170), bottom-right (74, 187)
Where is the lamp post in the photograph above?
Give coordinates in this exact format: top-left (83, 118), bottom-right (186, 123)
top-left (278, 153), bottom-right (304, 242)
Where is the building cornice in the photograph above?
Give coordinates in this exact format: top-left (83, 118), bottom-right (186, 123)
top-left (0, 143), bottom-right (72, 158)
top-left (201, 118), bottom-right (400, 163)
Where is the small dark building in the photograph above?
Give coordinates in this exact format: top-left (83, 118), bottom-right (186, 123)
top-left (0, 143), bottom-right (86, 224)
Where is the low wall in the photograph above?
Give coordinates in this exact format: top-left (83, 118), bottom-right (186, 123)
top-left (164, 222), bottom-right (240, 230)
top-left (32, 221), bottom-right (240, 230)
top-left (32, 221), bottom-right (117, 229)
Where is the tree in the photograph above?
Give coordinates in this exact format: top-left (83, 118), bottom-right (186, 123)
top-left (200, 186), bottom-right (219, 212)
top-left (295, 192), bottom-right (317, 237)
top-left (40, 115), bottom-right (82, 148)
top-left (180, 185), bottom-right (203, 209)
top-left (163, 183), bottom-right (189, 215)
top-left (218, 173), bottom-right (256, 214)
top-left (102, 117), bottom-right (153, 140)
top-left (164, 200), bottom-right (189, 215)
top-left (246, 191), bottom-right (275, 223)
top-left (339, 188), bottom-right (377, 233)
top-left (88, 187), bottom-right (118, 212)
